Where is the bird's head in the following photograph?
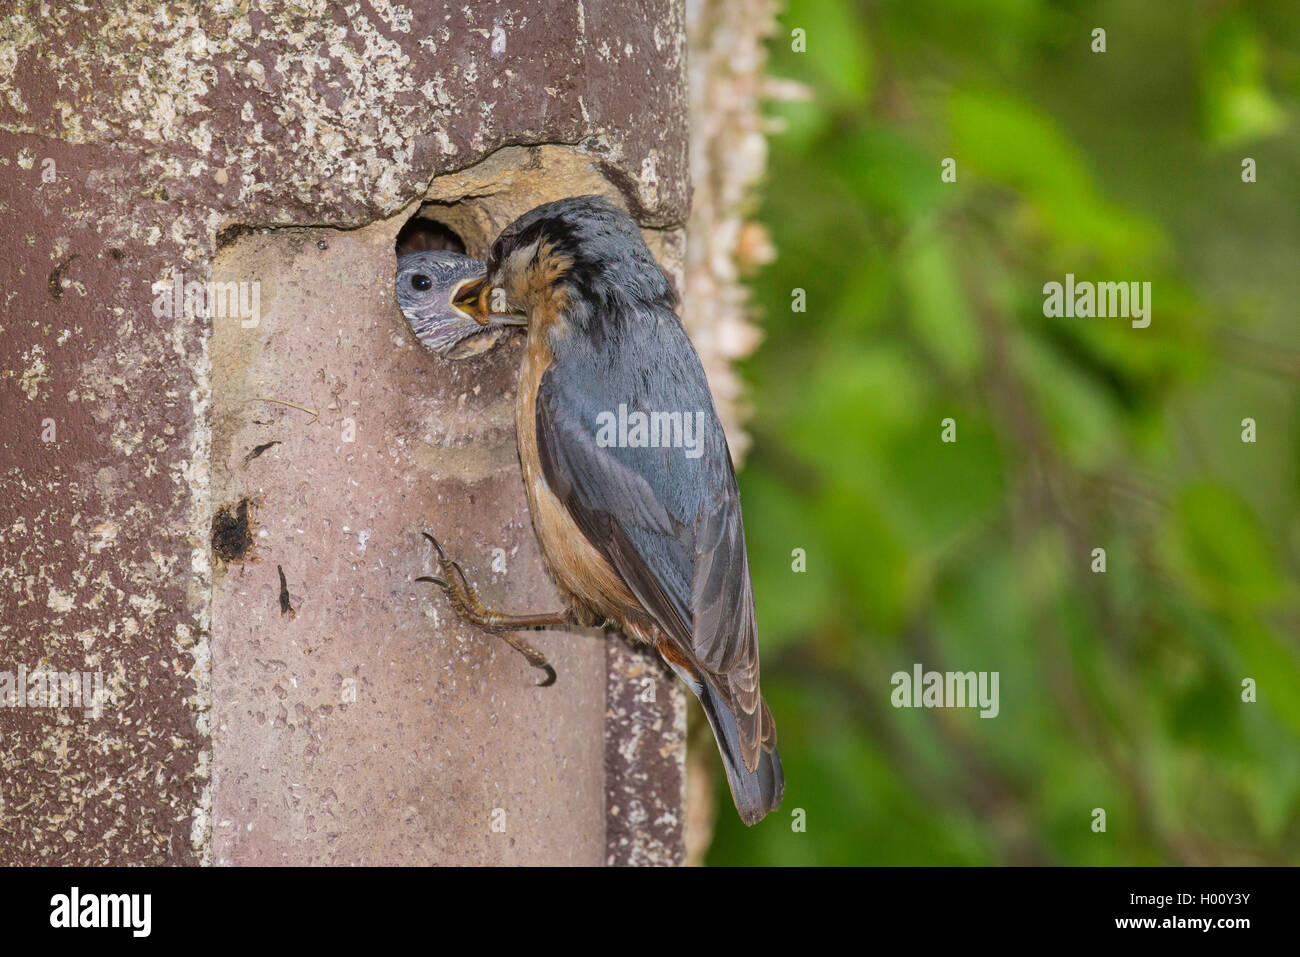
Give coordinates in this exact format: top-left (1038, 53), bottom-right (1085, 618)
top-left (478, 196), bottom-right (677, 345)
top-left (395, 250), bottom-right (510, 359)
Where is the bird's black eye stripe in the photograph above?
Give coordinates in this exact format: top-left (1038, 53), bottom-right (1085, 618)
top-left (411, 274), bottom-right (432, 291)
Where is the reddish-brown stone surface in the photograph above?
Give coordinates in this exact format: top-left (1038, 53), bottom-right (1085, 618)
top-left (0, 0), bottom-right (687, 865)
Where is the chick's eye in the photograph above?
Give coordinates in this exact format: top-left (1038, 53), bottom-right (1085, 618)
top-left (411, 274), bottom-right (432, 291)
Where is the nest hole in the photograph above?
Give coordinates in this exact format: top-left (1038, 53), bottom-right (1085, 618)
top-left (395, 210), bottom-right (467, 258)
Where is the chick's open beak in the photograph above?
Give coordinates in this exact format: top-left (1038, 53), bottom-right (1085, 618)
top-left (450, 277), bottom-right (489, 325)
top-left (451, 277), bottom-right (527, 327)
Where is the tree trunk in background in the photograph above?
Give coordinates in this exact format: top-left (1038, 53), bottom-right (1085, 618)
top-left (682, 0), bottom-right (783, 864)
top-left (0, 0), bottom-right (688, 866)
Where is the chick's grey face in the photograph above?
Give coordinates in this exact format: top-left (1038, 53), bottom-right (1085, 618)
top-left (395, 250), bottom-right (507, 359)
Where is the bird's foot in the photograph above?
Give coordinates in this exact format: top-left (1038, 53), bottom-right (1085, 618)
top-left (417, 530), bottom-right (570, 687)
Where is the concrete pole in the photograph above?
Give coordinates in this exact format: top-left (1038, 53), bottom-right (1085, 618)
top-left (0, 0), bottom-right (688, 866)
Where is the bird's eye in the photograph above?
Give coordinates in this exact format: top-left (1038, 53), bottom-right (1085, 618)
top-left (411, 274), bottom-right (432, 291)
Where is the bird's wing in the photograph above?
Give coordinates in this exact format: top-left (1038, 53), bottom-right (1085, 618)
top-left (534, 308), bottom-right (773, 768)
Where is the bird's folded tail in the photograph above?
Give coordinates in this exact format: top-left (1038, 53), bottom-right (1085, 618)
top-left (668, 662), bottom-right (785, 826)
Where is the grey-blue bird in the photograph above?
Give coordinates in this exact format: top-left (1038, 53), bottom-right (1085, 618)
top-left (417, 196), bottom-right (784, 825)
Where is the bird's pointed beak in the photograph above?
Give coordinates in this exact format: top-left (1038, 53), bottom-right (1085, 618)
top-left (451, 277), bottom-right (527, 327)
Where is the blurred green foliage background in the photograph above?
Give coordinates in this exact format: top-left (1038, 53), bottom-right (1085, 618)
top-left (709, 0), bottom-right (1300, 864)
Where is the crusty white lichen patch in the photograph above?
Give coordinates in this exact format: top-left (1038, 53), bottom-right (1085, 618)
top-left (17, 343), bottom-right (50, 399)
top-left (46, 586), bottom-right (73, 613)
top-left (176, 288), bottom-right (215, 863)
top-left (2, 0), bottom-right (453, 256)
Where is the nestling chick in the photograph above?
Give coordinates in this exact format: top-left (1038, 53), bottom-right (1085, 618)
top-left (395, 250), bottom-right (510, 359)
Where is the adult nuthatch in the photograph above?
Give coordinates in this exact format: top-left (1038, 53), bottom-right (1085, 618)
top-left (418, 195), bottom-right (784, 825)
top-left (395, 250), bottom-right (509, 359)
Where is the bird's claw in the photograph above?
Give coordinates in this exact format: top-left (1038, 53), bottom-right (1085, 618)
top-left (421, 530), bottom-right (448, 561)
top-left (418, 529), bottom-right (560, 688)
top-left (419, 531), bottom-right (488, 621)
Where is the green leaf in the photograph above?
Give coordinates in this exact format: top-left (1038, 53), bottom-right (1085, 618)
top-left (1160, 482), bottom-right (1285, 609)
top-left (949, 89), bottom-right (1161, 262)
top-left (898, 226), bottom-right (983, 377)
top-left (1201, 13), bottom-right (1287, 145)
top-left (778, 0), bottom-right (874, 105)
top-left (1232, 617), bottom-right (1300, 737)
